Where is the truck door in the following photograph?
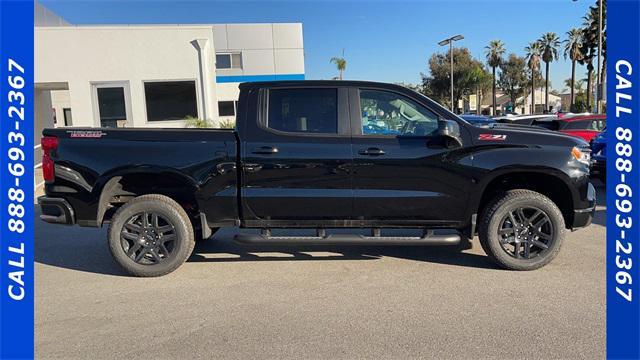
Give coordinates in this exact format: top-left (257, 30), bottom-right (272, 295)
top-left (240, 86), bottom-right (353, 223)
top-left (349, 87), bottom-right (469, 225)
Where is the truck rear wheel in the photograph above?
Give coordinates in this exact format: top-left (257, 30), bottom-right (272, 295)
top-left (108, 194), bottom-right (195, 277)
top-left (478, 189), bottom-right (565, 270)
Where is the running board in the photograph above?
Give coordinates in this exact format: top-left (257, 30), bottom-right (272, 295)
top-left (234, 230), bottom-right (461, 246)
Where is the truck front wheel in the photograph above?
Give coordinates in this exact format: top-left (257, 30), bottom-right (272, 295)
top-left (108, 194), bottom-right (195, 277)
top-left (478, 190), bottom-right (565, 270)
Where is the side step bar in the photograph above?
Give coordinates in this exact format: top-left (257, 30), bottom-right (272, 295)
top-left (234, 230), bottom-right (461, 246)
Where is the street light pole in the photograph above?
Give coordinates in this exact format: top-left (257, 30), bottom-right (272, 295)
top-left (438, 34), bottom-right (464, 113)
top-left (449, 41), bottom-right (454, 112)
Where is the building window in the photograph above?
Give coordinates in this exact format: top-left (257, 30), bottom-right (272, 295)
top-left (63, 108), bottom-right (72, 126)
top-left (97, 87), bottom-right (128, 127)
top-left (267, 88), bottom-right (338, 134)
top-left (144, 81), bottom-right (198, 122)
top-left (216, 53), bottom-right (242, 69)
top-left (218, 101), bottom-right (236, 116)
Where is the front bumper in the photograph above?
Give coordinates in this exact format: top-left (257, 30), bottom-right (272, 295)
top-left (38, 196), bottom-right (75, 225)
top-left (572, 182), bottom-right (596, 229)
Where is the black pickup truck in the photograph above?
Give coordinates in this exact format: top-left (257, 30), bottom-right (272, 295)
top-left (39, 81), bottom-right (596, 276)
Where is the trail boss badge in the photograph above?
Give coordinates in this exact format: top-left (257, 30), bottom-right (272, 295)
top-left (67, 130), bottom-right (107, 138)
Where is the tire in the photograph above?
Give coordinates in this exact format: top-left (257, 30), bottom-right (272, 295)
top-left (108, 194), bottom-right (195, 277)
top-left (478, 189), bottom-right (565, 271)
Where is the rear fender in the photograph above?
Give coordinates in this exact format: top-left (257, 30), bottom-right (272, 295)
top-left (95, 167), bottom-right (199, 225)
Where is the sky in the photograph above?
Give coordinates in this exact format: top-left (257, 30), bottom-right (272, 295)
top-left (40, 0), bottom-right (596, 92)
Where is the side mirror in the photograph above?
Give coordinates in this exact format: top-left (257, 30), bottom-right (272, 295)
top-left (436, 119), bottom-right (463, 148)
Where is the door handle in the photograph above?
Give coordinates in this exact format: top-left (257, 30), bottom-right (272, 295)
top-left (358, 147), bottom-right (385, 156)
top-left (251, 146), bottom-right (279, 155)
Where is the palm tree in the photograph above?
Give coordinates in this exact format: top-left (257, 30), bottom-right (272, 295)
top-left (564, 78), bottom-right (586, 93)
top-left (564, 28), bottom-right (584, 107)
top-left (581, 4), bottom-right (603, 111)
top-left (525, 42), bottom-right (543, 114)
top-left (330, 52), bottom-right (347, 80)
top-left (538, 32), bottom-right (560, 112)
top-left (484, 40), bottom-right (505, 116)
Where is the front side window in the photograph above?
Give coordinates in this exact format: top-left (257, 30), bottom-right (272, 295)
top-left (267, 88), bottom-right (338, 134)
top-left (144, 81), bottom-right (198, 121)
top-left (359, 90), bottom-right (439, 136)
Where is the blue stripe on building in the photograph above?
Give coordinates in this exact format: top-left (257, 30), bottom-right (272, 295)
top-left (216, 74), bottom-right (305, 83)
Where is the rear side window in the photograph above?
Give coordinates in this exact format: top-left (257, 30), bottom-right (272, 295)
top-left (532, 120), bottom-right (559, 130)
top-left (561, 120), bottom-right (595, 130)
top-left (267, 88), bottom-right (338, 134)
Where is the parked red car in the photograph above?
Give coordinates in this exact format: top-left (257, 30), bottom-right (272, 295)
top-left (555, 115), bottom-right (606, 142)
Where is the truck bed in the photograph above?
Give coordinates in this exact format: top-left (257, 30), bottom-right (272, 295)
top-left (41, 127), bottom-right (239, 227)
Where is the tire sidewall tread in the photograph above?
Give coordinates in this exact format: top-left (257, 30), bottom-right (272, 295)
top-left (478, 189), bottom-right (566, 271)
top-left (108, 194), bottom-right (195, 277)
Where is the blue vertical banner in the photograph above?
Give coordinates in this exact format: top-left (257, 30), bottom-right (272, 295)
top-left (0, 0), bottom-right (35, 359)
top-left (607, 0), bottom-right (640, 359)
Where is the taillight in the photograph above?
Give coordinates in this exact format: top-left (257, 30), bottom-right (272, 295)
top-left (41, 136), bottom-right (58, 182)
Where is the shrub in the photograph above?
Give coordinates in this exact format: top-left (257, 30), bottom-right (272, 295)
top-left (184, 116), bottom-right (212, 128)
top-left (219, 119), bottom-right (235, 129)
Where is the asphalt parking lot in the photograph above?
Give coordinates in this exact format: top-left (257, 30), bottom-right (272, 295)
top-left (35, 183), bottom-right (606, 360)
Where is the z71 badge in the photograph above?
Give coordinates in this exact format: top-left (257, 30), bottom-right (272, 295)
top-left (478, 134), bottom-right (507, 141)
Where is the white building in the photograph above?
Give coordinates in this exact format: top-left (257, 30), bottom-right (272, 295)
top-left (519, 88), bottom-right (562, 115)
top-left (34, 4), bottom-right (305, 133)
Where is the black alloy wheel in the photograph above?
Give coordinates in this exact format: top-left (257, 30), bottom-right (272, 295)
top-left (497, 207), bottom-right (554, 259)
top-left (121, 212), bottom-right (177, 264)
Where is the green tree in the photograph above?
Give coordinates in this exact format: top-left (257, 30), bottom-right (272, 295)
top-left (564, 28), bottom-right (584, 107)
top-left (573, 88), bottom-right (589, 113)
top-left (465, 65), bottom-right (492, 114)
top-left (498, 54), bottom-right (527, 111)
top-left (484, 40), bottom-right (506, 116)
top-left (525, 41), bottom-right (543, 114)
top-left (330, 54), bottom-right (347, 80)
top-left (563, 78), bottom-right (588, 112)
top-left (420, 47), bottom-right (486, 112)
top-left (539, 32), bottom-right (561, 112)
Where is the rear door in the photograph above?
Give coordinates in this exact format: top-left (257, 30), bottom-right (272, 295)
top-left (240, 86), bottom-right (353, 223)
top-left (349, 87), bottom-right (470, 225)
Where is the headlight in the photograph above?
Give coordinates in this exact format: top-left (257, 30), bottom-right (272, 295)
top-left (571, 146), bottom-right (591, 165)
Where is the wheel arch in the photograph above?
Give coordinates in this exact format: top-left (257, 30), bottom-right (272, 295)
top-left (473, 168), bottom-right (577, 229)
top-left (96, 168), bottom-right (200, 226)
